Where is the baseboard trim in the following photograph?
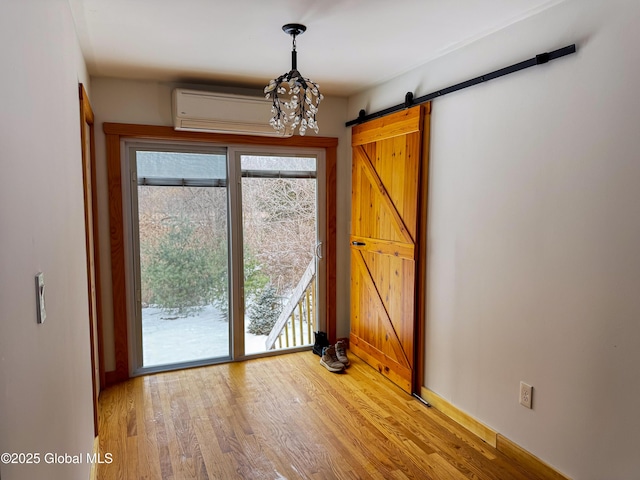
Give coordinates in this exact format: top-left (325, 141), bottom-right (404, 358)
top-left (420, 387), bottom-right (497, 447)
top-left (105, 369), bottom-right (129, 387)
top-left (496, 434), bottom-right (570, 480)
top-left (104, 370), bottom-right (118, 387)
top-left (420, 387), bottom-right (570, 480)
top-left (89, 436), bottom-right (99, 480)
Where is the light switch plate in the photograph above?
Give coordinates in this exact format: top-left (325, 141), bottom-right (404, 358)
top-left (35, 272), bottom-right (46, 324)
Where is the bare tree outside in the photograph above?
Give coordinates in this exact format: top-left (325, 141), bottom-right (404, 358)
top-left (242, 176), bottom-right (316, 292)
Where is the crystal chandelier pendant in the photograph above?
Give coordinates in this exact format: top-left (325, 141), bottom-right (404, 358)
top-left (265, 24), bottom-right (323, 136)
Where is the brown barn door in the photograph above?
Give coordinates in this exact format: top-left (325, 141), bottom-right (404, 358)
top-left (350, 105), bottom-right (429, 394)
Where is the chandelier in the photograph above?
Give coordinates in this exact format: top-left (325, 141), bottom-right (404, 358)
top-left (264, 24), bottom-right (323, 136)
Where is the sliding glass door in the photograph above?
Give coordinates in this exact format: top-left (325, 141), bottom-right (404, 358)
top-left (130, 146), bottom-right (230, 372)
top-left (127, 143), bottom-right (324, 374)
top-left (237, 154), bottom-right (321, 355)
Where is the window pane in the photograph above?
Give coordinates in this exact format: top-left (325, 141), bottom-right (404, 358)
top-left (137, 171), bottom-right (230, 367)
top-left (241, 154), bottom-right (318, 355)
top-left (137, 151), bottom-right (227, 179)
top-left (241, 155), bottom-right (315, 172)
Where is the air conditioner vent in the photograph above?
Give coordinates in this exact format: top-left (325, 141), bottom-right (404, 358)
top-left (172, 89), bottom-right (290, 137)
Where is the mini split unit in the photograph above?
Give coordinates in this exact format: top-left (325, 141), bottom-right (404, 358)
top-left (172, 88), bottom-right (292, 137)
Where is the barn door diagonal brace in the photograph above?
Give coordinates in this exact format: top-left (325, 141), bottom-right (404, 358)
top-left (346, 44), bottom-right (576, 127)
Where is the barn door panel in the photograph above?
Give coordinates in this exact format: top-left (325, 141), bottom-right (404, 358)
top-left (350, 105), bottom-right (427, 393)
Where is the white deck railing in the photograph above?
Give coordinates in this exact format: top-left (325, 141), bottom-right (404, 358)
top-left (265, 260), bottom-right (316, 350)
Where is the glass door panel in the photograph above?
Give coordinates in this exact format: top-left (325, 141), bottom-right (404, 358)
top-left (133, 149), bottom-right (230, 369)
top-left (239, 155), bottom-right (318, 355)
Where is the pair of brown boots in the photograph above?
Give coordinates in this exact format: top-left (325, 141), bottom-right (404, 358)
top-left (320, 340), bottom-right (350, 372)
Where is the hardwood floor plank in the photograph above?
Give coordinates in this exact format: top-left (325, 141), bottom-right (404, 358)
top-left (98, 352), bottom-right (560, 480)
top-left (148, 376), bottom-right (174, 480)
top-left (340, 360), bottom-right (508, 478)
top-left (135, 378), bottom-right (157, 480)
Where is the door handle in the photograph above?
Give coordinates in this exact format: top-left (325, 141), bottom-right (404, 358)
top-left (315, 242), bottom-right (323, 259)
top-left (351, 241), bottom-right (366, 246)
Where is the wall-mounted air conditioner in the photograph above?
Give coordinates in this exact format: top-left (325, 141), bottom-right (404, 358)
top-left (172, 88), bottom-right (290, 137)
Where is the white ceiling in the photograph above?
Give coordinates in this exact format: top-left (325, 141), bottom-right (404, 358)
top-left (68, 0), bottom-right (562, 96)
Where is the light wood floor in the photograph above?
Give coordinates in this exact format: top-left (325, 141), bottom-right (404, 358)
top-left (98, 352), bottom-right (548, 479)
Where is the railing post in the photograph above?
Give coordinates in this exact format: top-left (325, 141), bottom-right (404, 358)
top-left (291, 312), bottom-right (296, 346)
top-left (306, 287), bottom-right (312, 344)
top-left (298, 301), bottom-right (304, 346)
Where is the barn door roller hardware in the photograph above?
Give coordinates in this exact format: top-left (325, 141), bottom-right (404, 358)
top-left (346, 44), bottom-right (576, 127)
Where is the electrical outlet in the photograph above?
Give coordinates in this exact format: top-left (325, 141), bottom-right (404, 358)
top-left (520, 382), bottom-right (532, 409)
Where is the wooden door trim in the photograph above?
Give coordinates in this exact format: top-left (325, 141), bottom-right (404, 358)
top-left (104, 123), bottom-right (339, 383)
top-left (325, 144), bottom-right (338, 343)
top-left (105, 132), bottom-right (128, 384)
top-left (414, 106), bottom-right (431, 393)
top-left (79, 83), bottom-right (102, 435)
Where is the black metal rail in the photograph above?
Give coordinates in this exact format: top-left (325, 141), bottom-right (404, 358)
top-left (346, 44), bottom-right (577, 127)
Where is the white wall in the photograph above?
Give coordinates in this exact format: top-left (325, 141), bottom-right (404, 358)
top-left (349, 0), bottom-right (640, 478)
top-left (89, 78), bottom-right (350, 371)
top-left (0, 1), bottom-right (95, 479)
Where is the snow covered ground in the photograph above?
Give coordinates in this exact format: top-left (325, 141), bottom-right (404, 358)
top-left (141, 305), bottom-right (312, 367)
top-left (142, 305), bottom-right (270, 367)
